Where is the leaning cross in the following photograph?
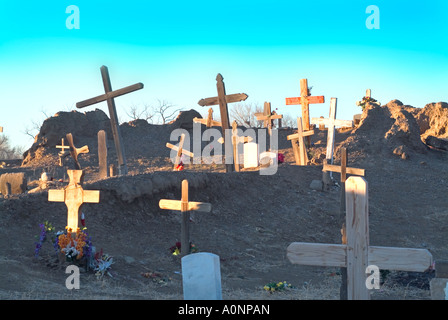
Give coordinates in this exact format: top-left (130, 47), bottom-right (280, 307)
top-left (286, 78), bottom-right (324, 145)
top-left (287, 176), bottom-right (433, 300)
top-left (311, 97), bottom-right (353, 170)
top-left (166, 133), bottom-right (194, 171)
top-left (76, 65), bottom-right (144, 176)
top-left (48, 170), bottom-right (100, 232)
top-left (255, 102), bottom-right (283, 136)
top-left (65, 133), bottom-right (89, 170)
top-left (193, 108), bottom-right (222, 128)
top-left (56, 138), bottom-right (70, 167)
top-left (159, 179), bottom-right (212, 256)
top-left (287, 117), bottom-right (314, 166)
top-left (198, 73), bottom-right (248, 172)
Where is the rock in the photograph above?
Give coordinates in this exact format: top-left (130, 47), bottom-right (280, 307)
top-left (424, 135), bottom-right (448, 151)
top-left (0, 172), bottom-right (27, 195)
top-left (309, 180), bottom-right (323, 191)
top-left (169, 109), bottom-right (202, 130)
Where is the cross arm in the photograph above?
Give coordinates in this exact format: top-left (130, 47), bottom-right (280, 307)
top-left (323, 163), bottom-right (365, 176)
top-left (166, 143), bottom-right (194, 158)
top-left (193, 117), bottom-right (222, 127)
top-left (159, 199), bottom-right (212, 213)
top-left (311, 117), bottom-right (353, 127)
top-left (286, 96), bottom-right (325, 105)
top-left (48, 189), bottom-right (66, 202)
top-left (287, 242), bottom-right (433, 272)
top-left (198, 93), bottom-right (248, 107)
top-left (82, 190), bottom-right (100, 203)
top-left (287, 130), bottom-right (314, 140)
top-left (76, 83), bottom-right (144, 109)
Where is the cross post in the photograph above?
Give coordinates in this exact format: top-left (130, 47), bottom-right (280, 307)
top-left (287, 117), bottom-right (314, 165)
top-left (76, 65), bottom-right (144, 175)
top-left (287, 176), bottom-right (433, 300)
top-left (48, 170), bottom-right (100, 232)
top-left (159, 180), bottom-right (212, 256)
top-left (198, 74), bottom-right (248, 172)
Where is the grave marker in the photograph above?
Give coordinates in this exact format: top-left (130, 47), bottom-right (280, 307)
top-left (218, 121), bottom-right (253, 172)
top-left (286, 78), bottom-right (324, 145)
top-left (310, 97), bottom-right (353, 171)
top-left (243, 142), bottom-right (258, 169)
top-left (181, 252), bottom-right (222, 300)
top-left (166, 133), bottom-right (194, 171)
top-left (76, 65), bottom-right (144, 175)
top-left (287, 176), bottom-right (433, 300)
top-left (97, 130), bottom-right (108, 179)
top-left (255, 102), bottom-right (283, 136)
top-left (65, 133), bottom-right (89, 170)
top-left (56, 138), bottom-right (70, 167)
top-left (287, 117), bottom-right (314, 166)
top-left (48, 170), bottom-right (100, 232)
top-left (0, 172), bottom-right (26, 195)
top-left (193, 108), bottom-right (222, 128)
top-left (159, 180), bottom-right (212, 256)
top-left (198, 73), bottom-right (248, 172)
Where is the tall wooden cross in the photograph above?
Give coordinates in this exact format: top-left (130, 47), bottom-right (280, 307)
top-left (193, 108), bottom-right (222, 128)
top-left (287, 176), bottom-right (433, 300)
top-left (56, 138), bottom-right (70, 166)
top-left (287, 117), bottom-right (314, 166)
top-left (159, 180), bottom-right (212, 256)
top-left (286, 79), bottom-right (324, 145)
top-left (311, 98), bottom-right (353, 170)
top-left (65, 133), bottom-right (89, 170)
top-left (76, 65), bottom-right (144, 176)
top-left (48, 170), bottom-right (100, 232)
top-left (166, 133), bottom-right (194, 171)
top-left (255, 102), bottom-right (283, 136)
top-left (198, 73), bottom-right (248, 172)
top-left (322, 147), bottom-right (365, 298)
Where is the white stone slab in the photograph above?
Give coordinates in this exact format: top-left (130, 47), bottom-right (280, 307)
top-left (181, 252), bottom-right (222, 300)
top-left (243, 142), bottom-right (258, 168)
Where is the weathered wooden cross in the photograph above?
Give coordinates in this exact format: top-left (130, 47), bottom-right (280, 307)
top-left (97, 130), bottom-right (108, 179)
top-left (166, 133), bottom-right (194, 171)
top-left (218, 121), bottom-right (253, 172)
top-left (56, 138), bottom-right (70, 166)
top-left (65, 133), bottom-right (89, 170)
top-left (255, 102), bottom-right (283, 136)
top-left (311, 98), bottom-right (353, 172)
top-left (286, 78), bottom-right (324, 145)
top-left (159, 179), bottom-right (212, 256)
top-left (193, 108), bottom-right (222, 128)
top-left (287, 117), bottom-right (314, 166)
top-left (48, 170), bottom-right (100, 232)
top-left (287, 176), bottom-right (433, 300)
top-left (76, 65), bottom-right (144, 176)
top-left (198, 73), bottom-right (248, 172)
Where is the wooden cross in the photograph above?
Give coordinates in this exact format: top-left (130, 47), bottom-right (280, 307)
top-left (76, 65), bottom-right (144, 176)
top-left (217, 121), bottom-right (253, 172)
top-left (366, 89), bottom-right (371, 99)
top-left (166, 133), bottom-right (194, 171)
top-left (56, 138), bottom-right (70, 166)
top-left (311, 98), bottom-right (353, 168)
top-left (65, 133), bottom-right (89, 170)
top-left (198, 73), bottom-right (248, 172)
top-left (193, 108), bottom-right (222, 128)
top-left (255, 102), bottom-right (283, 136)
top-left (287, 117), bottom-right (314, 166)
top-left (159, 180), bottom-right (211, 256)
top-left (0, 127), bottom-right (3, 133)
top-left (287, 176), bottom-right (433, 300)
top-left (48, 170), bottom-right (100, 232)
top-left (286, 78), bottom-right (324, 145)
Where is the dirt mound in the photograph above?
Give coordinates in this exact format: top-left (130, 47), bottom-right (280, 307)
top-left (412, 102), bottom-right (448, 139)
top-left (337, 100), bottom-right (429, 160)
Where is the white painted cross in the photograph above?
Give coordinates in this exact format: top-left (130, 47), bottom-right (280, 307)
top-left (287, 117), bottom-right (314, 166)
top-left (287, 176), bottom-right (433, 300)
top-left (311, 97), bottom-right (353, 165)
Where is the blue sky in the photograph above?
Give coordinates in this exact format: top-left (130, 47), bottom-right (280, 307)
top-left (1, 1), bottom-right (447, 150)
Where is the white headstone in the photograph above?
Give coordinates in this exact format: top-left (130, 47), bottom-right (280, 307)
top-left (181, 252), bottom-right (222, 300)
top-left (243, 142), bottom-right (258, 168)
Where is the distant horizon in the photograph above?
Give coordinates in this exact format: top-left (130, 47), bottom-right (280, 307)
top-left (1, 1), bottom-right (447, 150)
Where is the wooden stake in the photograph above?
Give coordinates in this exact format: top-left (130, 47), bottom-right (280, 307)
top-left (98, 130), bottom-right (108, 179)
